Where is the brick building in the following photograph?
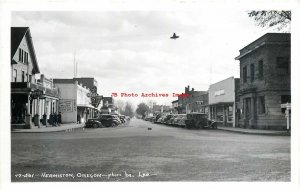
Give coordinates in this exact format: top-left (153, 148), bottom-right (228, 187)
top-left (235, 33), bottom-right (291, 130)
top-left (177, 86), bottom-right (208, 114)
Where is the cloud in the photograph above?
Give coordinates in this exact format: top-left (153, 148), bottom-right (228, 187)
top-left (11, 10), bottom-right (268, 105)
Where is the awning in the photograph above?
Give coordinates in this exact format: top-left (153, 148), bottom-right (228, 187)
top-left (77, 104), bottom-right (95, 109)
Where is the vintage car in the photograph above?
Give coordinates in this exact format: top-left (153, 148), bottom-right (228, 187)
top-left (99, 114), bottom-right (121, 127)
top-left (185, 113), bottom-right (217, 129)
top-left (177, 115), bottom-right (187, 127)
top-left (85, 118), bottom-right (103, 128)
top-left (172, 114), bottom-right (186, 126)
top-left (119, 115), bottom-right (126, 123)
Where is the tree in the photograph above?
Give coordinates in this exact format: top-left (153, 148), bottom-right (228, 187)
top-left (124, 103), bottom-right (134, 118)
top-left (136, 103), bottom-right (150, 118)
top-left (248, 11), bottom-right (291, 31)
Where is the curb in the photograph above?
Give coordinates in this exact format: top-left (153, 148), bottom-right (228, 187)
top-left (217, 128), bottom-right (290, 136)
top-left (11, 125), bottom-right (85, 133)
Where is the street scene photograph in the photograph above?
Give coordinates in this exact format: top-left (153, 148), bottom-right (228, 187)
top-left (8, 8), bottom-right (292, 183)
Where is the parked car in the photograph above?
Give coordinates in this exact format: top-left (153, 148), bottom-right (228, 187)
top-left (119, 115), bottom-right (126, 123)
top-left (99, 114), bottom-right (121, 127)
top-left (156, 116), bottom-right (165, 124)
top-left (185, 113), bottom-right (215, 129)
top-left (166, 115), bottom-right (177, 125)
top-left (177, 115), bottom-right (187, 127)
top-left (172, 114), bottom-right (186, 126)
top-left (162, 114), bottom-right (172, 124)
top-left (85, 118), bottom-right (103, 128)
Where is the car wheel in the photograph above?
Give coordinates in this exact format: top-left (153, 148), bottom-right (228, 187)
top-left (93, 123), bottom-right (99, 128)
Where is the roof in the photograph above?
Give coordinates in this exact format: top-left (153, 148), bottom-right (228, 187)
top-left (11, 27), bottom-right (40, 73)
top-left (53, 78), bottom-right (75, 84)
top-left (235, 33), bottom-right (291, 60)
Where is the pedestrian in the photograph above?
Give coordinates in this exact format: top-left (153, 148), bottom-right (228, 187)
top-left (58, 112), bottom-right (62, 126)
top-left (53, 112), bottom-right (58, 127)
top-left (77, 114), bottom-right (81, 124)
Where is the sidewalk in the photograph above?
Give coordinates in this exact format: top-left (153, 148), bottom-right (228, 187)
top-left (217, 126), bottom-right (290, 136)
top-left (11, 123), bottom-right (85, 133)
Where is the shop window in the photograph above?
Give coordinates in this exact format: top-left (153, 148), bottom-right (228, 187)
top-left (258, 96), bottom-right (265, 114)
top-left (250, 64), bottom-right (254, 82)
top-left (243, 66), bottom-right (247, 83)
top-left (276, 57), bottom-right (289, 75)
top-left (258, 60), bottom-right (264, 80)
top-left (228, 106), bottom-right (233, 122)
top-left (281, 95), bottom-right (291, 113)
top-left (216, 106), bottom-right (223, 122)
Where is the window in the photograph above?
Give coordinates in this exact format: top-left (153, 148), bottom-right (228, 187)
top-left (276, 57), bottom-right (289, 75)
top-left (196, 101), bottom-right (204, 105)
top-left (258, 60), bottom-right (264, 79)
top-left (18, 48), bottom-right (22, 62)
top-left (216, 106), bottom-right (224, 122)
top-left (21, 49), bottom-right (24, 63)
top-left (26, 52), bottom-right (29, 64)
top-left (22, 71), bottom-right (25, 82)
top-left (13, 69), bottom-right (17, 82)
top-left (281, 95), bottom-right (291, 113)
top-left (258, 96), bottom-right (266, 114)
top-left (244, 98), bottom-right (251, 118)
top-left (250, 64), bottom-right (254, 82)
top-left (24, 53), bottom-right (27, 64)
top-left (228, 106), bottom-right (233, 122)
top-left (29, 75), bottom-right (32, 83)
top-left (243, 66), bottom-right (247, 83)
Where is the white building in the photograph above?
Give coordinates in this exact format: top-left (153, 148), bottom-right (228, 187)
top-left (208, 76), bottom-right (240, 127)
top-left (54, 80), bottom-right (97, 123)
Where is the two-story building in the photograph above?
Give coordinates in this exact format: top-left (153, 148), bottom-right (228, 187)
top-left (11, 27), bottom-right (59, 128)
top-left (235, 33), bottom-right (291, 130)
top-left (177, 86), bottom-right (208, 114)
top-left (53, 78), bottom-right (99, 123)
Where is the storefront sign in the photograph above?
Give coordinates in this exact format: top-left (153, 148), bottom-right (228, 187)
top-left (59, 99), bottom-right (74, 113)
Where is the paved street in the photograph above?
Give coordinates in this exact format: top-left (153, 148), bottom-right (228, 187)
top-left (11, 118), bottom-right (290, 182)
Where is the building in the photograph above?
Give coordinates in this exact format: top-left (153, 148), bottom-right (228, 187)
top-left (152, 105), bottom-right (171, 115)
top-left (171, 100), bottom-right (179, 114)
top-left (11, 27), bottom-right (59, 128)
top-left (53, 78), bottom-right (99, 123)
top-left (177, 85), bottom-right (208, 114)
top-left (235, 33), bottom-right (291, 130)
top-left (208, 77), bottom-right (240, 127)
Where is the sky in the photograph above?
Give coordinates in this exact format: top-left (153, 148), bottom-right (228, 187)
top-left (11, 10), bottom-right (276, 107)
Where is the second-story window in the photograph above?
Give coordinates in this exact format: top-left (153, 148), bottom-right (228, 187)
top-left (258, 60), bottom-right (264, 79)
top-left (250, 64), bottom-right (254, 82)
top-left (18, 48), bottom-right (22, 62)
top-left (243, 66), bottom-right (247, 83)
top-left (276, 57), bottom-right (289, 75)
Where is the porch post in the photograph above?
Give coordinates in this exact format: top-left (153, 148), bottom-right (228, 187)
top-left (25, 94), bottom-right (33, 129)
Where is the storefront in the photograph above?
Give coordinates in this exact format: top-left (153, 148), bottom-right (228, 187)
top-left (208, 77), bottom-right (239, 127)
